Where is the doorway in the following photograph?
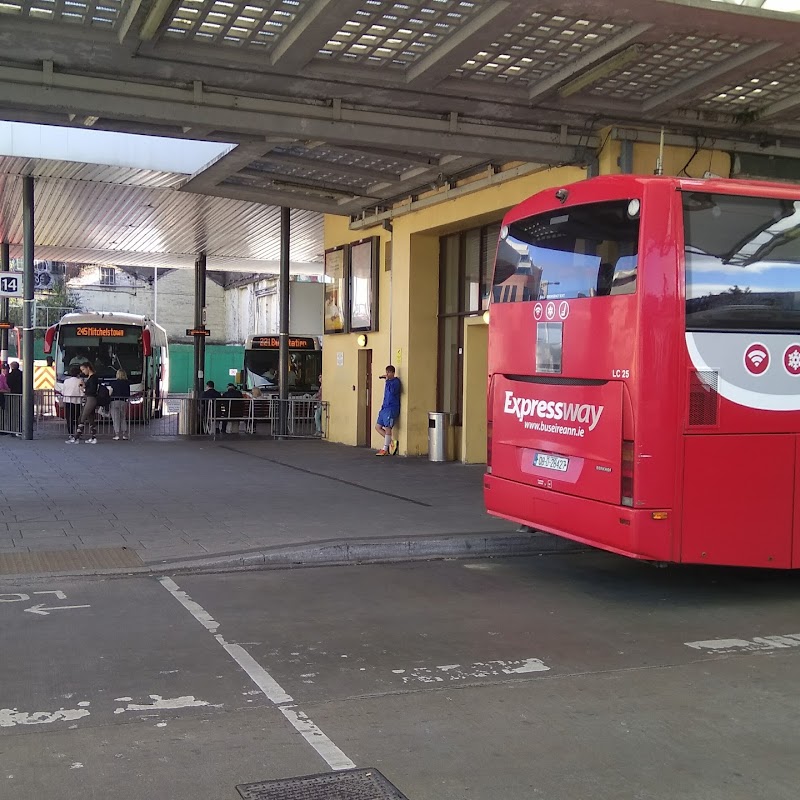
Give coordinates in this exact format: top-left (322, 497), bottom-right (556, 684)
top-left (357, 348), bottom-right (372, 446)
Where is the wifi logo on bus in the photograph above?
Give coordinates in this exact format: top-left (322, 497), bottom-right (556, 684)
top-left (744, 343), bottom-right (770, 376)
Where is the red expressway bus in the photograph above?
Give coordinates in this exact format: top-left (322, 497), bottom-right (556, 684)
top-left (485, 174), bottom-right (800, 569)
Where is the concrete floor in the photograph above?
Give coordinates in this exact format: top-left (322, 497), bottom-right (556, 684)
top-left (2, 551), bottom-right (800, 799)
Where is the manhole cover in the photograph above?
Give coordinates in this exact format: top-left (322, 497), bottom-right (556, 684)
top-left (236, 768), bottom-right (409, 800)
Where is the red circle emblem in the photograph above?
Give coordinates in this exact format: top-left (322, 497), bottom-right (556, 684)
top-left (784, 344), bottom-right (800, 376)
top-left (744, 343), bottom-right (770, 376)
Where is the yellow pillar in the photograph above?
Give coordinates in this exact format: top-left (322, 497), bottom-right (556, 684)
top-left (461, 316), bottom-right (488, 464)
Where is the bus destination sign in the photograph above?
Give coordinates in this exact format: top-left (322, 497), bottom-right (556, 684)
top-left (252, 336), bottom-right (317, 350)
top-left (76, 326), bottom-right (127, 337)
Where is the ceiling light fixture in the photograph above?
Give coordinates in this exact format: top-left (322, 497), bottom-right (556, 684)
top-left (558, 43), bottom-right (646, 98)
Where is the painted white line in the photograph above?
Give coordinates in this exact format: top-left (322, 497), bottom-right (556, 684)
top-left (685, 633), bottom-right (800, 654)
top-left (114, 695), bottom-right (216, 715)
top-left (159, 577), bottom-right (220, 633)
top-left (33, 591), bottom-right (67, 600)
top-left (280, 707), bottom-right (357, 772)
top-left (0, 708), bottom-right (90, 728)
top-left (158, 576), bottom-right (356, 772)
top-left (392, 657), bottom-right (550, 685)
top-left (216, 638), bottom-right (294, 706)
top-left (24, 604), bottom-right (91, 616)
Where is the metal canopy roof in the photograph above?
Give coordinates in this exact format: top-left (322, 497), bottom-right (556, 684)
top-left (0, 0), bottom-right (800, 220)
top-left (0, 157), bottom-right (323, 272)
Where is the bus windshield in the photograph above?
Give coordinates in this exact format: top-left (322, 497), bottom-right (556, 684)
top-left (684, 192), bottom-right (800, 332)
top-left (56, 324), bottom-right (143, 381)
top-left (244, 350), bottom-right (320, 393)
top-left (493, 200), bottom-right (639, 302)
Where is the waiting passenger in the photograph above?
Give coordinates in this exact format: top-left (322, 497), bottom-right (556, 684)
top-left (69, 362), bottom-right (99, 444)
top-left (202, 380), bottom-right (222, 434)
top-left (62, 365), bottom-right (84, 439)
top-left (222, 382), bottom-right (244, 434)
top-left (109, 368), bottom-right (131, 441)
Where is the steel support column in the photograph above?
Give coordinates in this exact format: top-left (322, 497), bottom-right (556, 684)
top-left (0, 241), bottom-right (9, 362)
top-left (278, 206), bottom-right (290, 437)
top-left (22, 176), bottom-right (34, 440)
top-left (193, 252), bottom-right (207, 399)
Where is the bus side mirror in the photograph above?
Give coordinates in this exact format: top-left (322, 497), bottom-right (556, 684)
top-left (43, 325), bottom-right (56, 355)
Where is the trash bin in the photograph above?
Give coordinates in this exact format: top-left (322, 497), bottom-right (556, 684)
top-left (428, 411), bottom-right (449, 462)
top-left (178, 398), bottom-right (198, 435)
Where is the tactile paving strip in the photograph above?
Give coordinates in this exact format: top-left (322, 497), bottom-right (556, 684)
top-left (237, 768), bottom-right (410, 800)
top-left (0, 547), bottom-right (143, 575)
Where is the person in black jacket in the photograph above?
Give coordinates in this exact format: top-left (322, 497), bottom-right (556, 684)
top-left (109, 368), bottom-right (131, 441)
top-left (6, 362), bottom-right (23, 434)
top-left (221, 383), bottom-right (244, 434)
top-left (70, 362), bottom-right (99, 444)
top-left (6, 361), bottom-right (22, 394)
top-left (201, 380), bottom-right (222, 434)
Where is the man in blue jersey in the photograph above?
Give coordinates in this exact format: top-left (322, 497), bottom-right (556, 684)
top-left (375, 365), bottom-right (401, 456)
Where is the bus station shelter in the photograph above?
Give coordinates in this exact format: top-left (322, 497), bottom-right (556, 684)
top-left (1, 0), bottom-right (800, 450)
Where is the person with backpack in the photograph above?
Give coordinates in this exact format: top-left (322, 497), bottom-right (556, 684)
top-left (108, 368), bottom-right (130, 441)
top-left (69, 362), bottom-right (100, 444)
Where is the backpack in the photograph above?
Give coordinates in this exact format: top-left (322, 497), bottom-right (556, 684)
top-left (96, 383), bottom-right (111, 408)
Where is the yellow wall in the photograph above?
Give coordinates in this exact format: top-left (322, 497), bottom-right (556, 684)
top-left (462, 316), bottom-right (488, 464)
top-left (323, 133), bottom-right (735, 459)
top-left (323, 164), bottom-right (585, 455)
top-left (631, 143), bottom-right (731, 179)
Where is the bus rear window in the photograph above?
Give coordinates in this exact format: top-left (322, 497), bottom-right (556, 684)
top-left (684, 192), bottom-right (800, 332)
top-left (492, 199), bottom-right (639, 303)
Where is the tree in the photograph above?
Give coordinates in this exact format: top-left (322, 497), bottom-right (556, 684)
top-left (8, 280), bottom-right (82, 339)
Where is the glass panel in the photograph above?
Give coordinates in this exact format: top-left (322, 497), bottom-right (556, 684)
top-left (464, 228), bottom-right (481, 312)
top-left (684, 192), bottom-right (800, 332)
top-left (481, 223), bottom-right (500, 310)
top-left (536, 322), bottom-right (563, 374)
top-left (350, 239), bottom-right (374, 332)
top-left (439, 316), bottom-right (460, 415)
top-left (244, 350), bottom-right (321, 393)
top-left (56, 323), bottom-right (142, 380)
top-left (493, 200), bottom-right (639, 302)
top-left (441, 233), bottom-right (460, 315)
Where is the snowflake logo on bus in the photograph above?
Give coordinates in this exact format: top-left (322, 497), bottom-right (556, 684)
top-left (743, 343), bottom-right (770, 376)
top-left (784, 345), bottom-right (800, 376)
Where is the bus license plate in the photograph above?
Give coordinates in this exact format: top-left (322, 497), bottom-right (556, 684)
top-left (534, 453), bottom-right (569, 472)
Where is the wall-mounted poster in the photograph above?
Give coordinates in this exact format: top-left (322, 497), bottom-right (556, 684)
top-left (324, 246), bottom-right (347, 334)
top-left (349, 237), bottom-right (378, 332)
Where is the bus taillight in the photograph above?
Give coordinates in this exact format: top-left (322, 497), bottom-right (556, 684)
top-left (621, 440), bottom-right (634, 507)
top-left (486, 420), bottom-right (493, 472)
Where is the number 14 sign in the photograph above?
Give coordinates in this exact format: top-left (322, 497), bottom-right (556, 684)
top-left (0, 272), bottom-right (23, 298)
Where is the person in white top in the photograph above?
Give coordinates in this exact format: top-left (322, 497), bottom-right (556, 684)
top-left (62, 365), bottom-right (84, 440)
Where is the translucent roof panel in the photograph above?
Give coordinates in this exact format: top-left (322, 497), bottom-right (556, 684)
top-left (709, 0), bottom-right (800, 14)
top-left (318, 0), bottom-right (484, 70)
top-left (0, 122), bottom-right (233, 176)
top-left (164, 0), bottom-right (306, 49)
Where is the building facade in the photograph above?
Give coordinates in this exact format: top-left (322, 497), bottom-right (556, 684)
top-left (321, 135), bottom-right (732, 462)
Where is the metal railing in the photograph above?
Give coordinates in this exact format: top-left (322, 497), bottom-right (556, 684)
top-left (0, 391), bottom-right (329, 441)
top-left (0, 391), bottom-right (183, 439)
top-left (203, 397), bottom-right (328, 440)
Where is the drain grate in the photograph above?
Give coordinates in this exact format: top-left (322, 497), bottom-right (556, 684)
top-left (236, 768), bottom-right (410, 800)
top-left (0, 547), bottom-right (143, 575)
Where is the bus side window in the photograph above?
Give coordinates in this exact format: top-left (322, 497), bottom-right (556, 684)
top-left (610, 255), bottom-right (638, 295)
top-left (596, 263), bottom-right (615, 296)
